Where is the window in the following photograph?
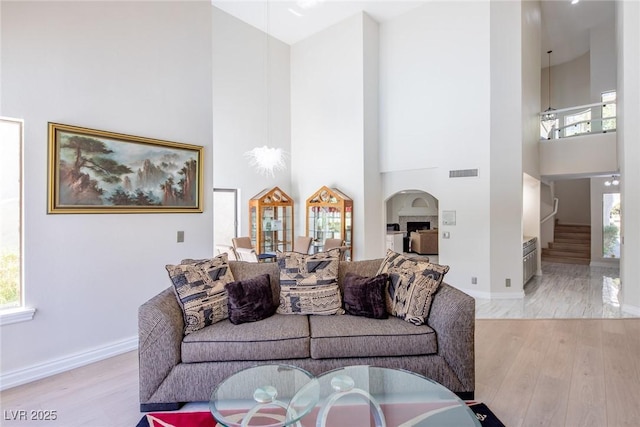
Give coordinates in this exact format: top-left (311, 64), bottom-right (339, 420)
top-left (603, 192), bottom-right (621, 259)
top-left (0, 118), bottom-right (34, 325)
top-left (564, 109), bottom-right (591, 137)
top-left (1, 118), bottom-right (23, 309)
top-left (602, 90), bottom-right (616, 131)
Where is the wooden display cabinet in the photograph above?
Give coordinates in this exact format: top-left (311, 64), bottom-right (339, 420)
top-left (249, 187), bottom-right (293, 254)
top-left (306, 186), bottom-right (353, 260)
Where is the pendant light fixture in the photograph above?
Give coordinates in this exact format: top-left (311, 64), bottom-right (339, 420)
top-left (541, 50), bottom-right (557, 122)
top-left (245, 0), bottom-right (286, 177)
top-left (604, 175), bottom-right (620, 187)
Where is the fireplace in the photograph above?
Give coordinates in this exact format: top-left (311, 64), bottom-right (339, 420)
top-left (407, 221), bottom-right (430, 233)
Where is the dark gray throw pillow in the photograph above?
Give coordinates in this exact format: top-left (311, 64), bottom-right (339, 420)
top-left (343, 273), bottom-right (389, 319)
top-left (225, 274), bottom-right (276, 325)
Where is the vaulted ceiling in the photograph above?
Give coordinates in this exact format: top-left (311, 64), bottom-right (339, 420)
top-left (212, 0), bottom-right (615, 67)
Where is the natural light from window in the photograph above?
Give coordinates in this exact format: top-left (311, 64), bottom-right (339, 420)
top-left (603, 192), bottom-right (621, 259)
top-left (564, 109), bottom-right (591, 137)
top-left (1, 118), bottom-right (23, 311)
top-left (602, 90), bottom-right (616, 131)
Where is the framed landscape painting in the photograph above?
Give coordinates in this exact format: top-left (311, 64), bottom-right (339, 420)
top-left (48, 123), bottom-right (203, 214)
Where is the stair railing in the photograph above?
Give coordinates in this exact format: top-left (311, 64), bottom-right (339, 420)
top-left (540, 100), bottom-right (616, 140)
top-left (541, 197), bottom-right (559, 224)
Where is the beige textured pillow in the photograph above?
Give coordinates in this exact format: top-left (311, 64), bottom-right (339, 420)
top-left (166, 253), bottom-right (235, 334)
top-left (376, 249), bottom-right (449, 325)
top-left (276, 248), bottom-right (343, 315)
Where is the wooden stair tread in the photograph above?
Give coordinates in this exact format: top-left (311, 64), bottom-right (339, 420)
top-left (541, 255), bottom-right (590, 265)
top-left (555, 225), bottom-right (591, 233)
top-left (549, 242), bottom-right (590, 250)
top-left (544, 223), bottom-right (592, 266)
top-left (554, 238), bottom-right (590, 245)
top-left (542, 248), bottom-right (590, 258)
top-left (555, 232), bottom-right (591, 239)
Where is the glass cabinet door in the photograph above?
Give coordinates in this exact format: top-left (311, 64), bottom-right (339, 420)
top-left (306, 186), bottom-right (353, 259)
top-left (249, 187), bottom-right (294, 254)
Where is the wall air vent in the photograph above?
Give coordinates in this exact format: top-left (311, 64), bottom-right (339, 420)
top-left (449, 169), bottom-right (479, 178)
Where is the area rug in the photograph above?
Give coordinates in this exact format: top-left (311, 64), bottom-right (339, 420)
top-left (136, 402), bottom-right (505, 427)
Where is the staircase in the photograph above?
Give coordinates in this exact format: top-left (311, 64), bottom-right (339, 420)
top-left (542, 223), bottom-right (591, 265)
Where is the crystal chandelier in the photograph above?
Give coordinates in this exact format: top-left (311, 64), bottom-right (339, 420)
top-left (245, 0), bottom-right (287, 178)
top-left (244, 146), bottom-right (286, 178)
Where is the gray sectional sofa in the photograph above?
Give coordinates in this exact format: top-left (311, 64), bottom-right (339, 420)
top-left (138, 258), bottom-right (475, 412)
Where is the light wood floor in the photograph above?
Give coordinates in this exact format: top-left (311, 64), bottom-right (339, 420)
top-left (477, 318), bottom-right (640, 427)
top-left (2, 262), bottom-right (639, 426)
top-left (2, 318), bottom-right (639, 427)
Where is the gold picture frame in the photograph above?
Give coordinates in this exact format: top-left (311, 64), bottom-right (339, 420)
top-left (48, 123), bottom-right (204, 214)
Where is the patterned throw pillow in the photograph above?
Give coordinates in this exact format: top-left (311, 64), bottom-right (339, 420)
top-left (343, 273), bottom-right (389, 319)
top-left (376, 250), bottom-right (449, 325)
top-left (166, 253), bottom-right (235, 335)
top-left (276, 248), bottom-right (343, 315)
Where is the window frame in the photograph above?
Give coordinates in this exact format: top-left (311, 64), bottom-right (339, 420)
top-left (601, 90), bottom-right (617, 132)
top-left (0, 117), bottom-right (35, 325)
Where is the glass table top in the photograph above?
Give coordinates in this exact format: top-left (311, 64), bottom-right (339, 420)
top-left (292, 365), bottom-right (481, 427)
top-left (209, 364), bottom-right (319, 427)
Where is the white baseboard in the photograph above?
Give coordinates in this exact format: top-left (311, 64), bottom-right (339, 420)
top-left (590, 260), bottom-right (620, 268)
top-left (464, 289), bottom-right (525, 300)
top-left (622, 303), bottom-right (640, 316)
top-left (0, 336), bottom-right (138, 391)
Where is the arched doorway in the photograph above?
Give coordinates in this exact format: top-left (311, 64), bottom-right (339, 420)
top-left (385, 190), bottom-right (439, 259)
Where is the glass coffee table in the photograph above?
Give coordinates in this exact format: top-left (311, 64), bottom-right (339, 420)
top-left (210, 364), bottom-right (319, 427)
top-left (293, 365), bottom-right (481, 427)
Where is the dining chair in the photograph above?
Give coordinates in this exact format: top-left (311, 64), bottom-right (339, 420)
top-left (323, 238), bottom-right (344, 251)
top-left (234, 247), bottom-right (259, 262)
top-left (293, 236), bottom-right (313, 254)
top-left (215, 244), bottom-right (238, 261)
top-left (232, 237), bottom-right (253, 251)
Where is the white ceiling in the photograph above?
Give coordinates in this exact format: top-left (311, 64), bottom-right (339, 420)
top-left (212, 0), bottom-right (616, 68)
top-left (211, 1), bottom-right (425, 45)
top-left (541, 0), bottom-right (614, 67)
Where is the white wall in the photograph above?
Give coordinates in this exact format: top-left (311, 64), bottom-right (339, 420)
top-left (539, 132), bottom-right (617, 177)
top-left (541, 52), bottom-right (591, 110)
top-left (590, 23), bottom-right (617, 102)
top-left (291, 13), bottom-right (379, 260)
top-left (490, 0), bottom-right (525, 296)
top-left (520, 1), bottom-right (541, 275)
top-left (0, 1), bottom-right (213, 384)
top-left (523, 173), bottom-right (541, 275)
top-left (361, 14), bottom-right (384, 258)
top-left (212, 7), bottom-right (291, 236)
top-left (555, 179), bottom-right (591, 225)
top-left (539, 181), bottom-right (555, 249)
top-left (379, 2), bottom-right (493, 295)
top-left (617, 0), bottom-right (640, 315)
top-left (521, 0), bottom-right (542, 179)
top-left (590, 22), bottom-right (616, 134)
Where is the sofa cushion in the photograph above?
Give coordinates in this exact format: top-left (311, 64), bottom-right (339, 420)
top-left (166, 254), bottom-right (234, 335)
top-left (181, 314), bottom-right (310, 363)
top-left (225, 274), bottom-right (277, 325)
top-left (276, 249), bottom-right (343, 315)
top-left (342, 273), bottom-right (389, 319)
top-left (377, 250), bottom-right (449, 326)
top-left (308, 314), bottom-right (437, 359)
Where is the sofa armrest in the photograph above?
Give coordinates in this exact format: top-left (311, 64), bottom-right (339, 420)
top-left (138, 288), bottom-right (184, 404)
top-left (427, 283), bottom-right (475, 394)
